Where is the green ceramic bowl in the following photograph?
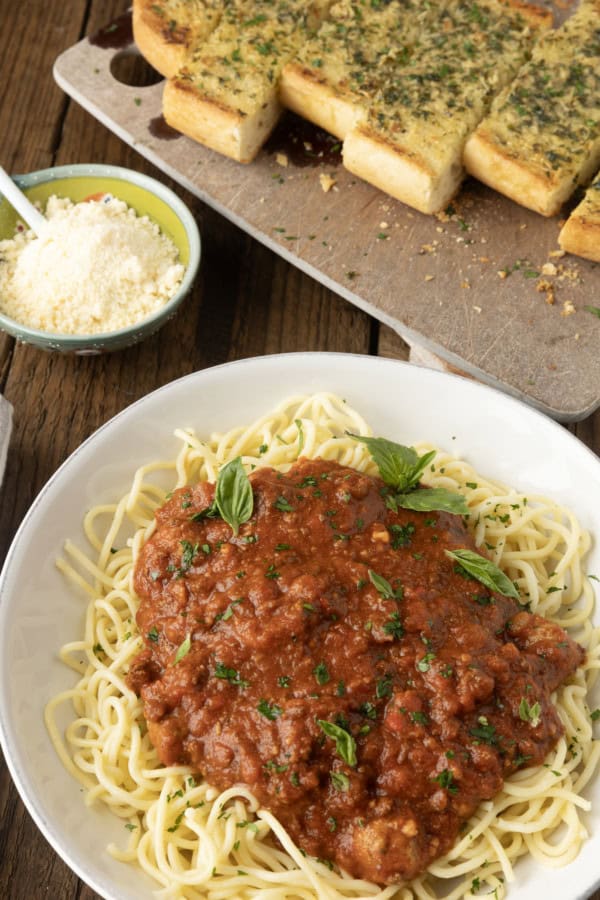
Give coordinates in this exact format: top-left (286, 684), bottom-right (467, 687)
top-left (0, 164), bottom-right (200, 353)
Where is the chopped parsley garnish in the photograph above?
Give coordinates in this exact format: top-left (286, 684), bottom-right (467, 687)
top-left (330, 771), bottom-right (350, 791)
top-left (390, 522), bottom-right (415, 549)
top-left (167, 810), bottom-right (185, 832)
top-left (469, 716), bottom-right (499, 746)
top-left (172, 540), bottom-right (199, 578)
top-left (298, 475), bottom-right (318, 487)
top-left (257, 699), bottom-right (283, 720)
top-left (416, 652), bottom-right (436, 672)
top-left (409, 711), bottom-right (429, 725)
top-left (274, 495), bottom-right (295, 512)
top-left (382, 611), bottom-right (404, 639)
top-left (376, 676), bottom-right (393, 699)
top-left (147, 626), bottom-right (159, 643)
top-left (214, 662), bottom-right (249, 688)
top-left (313, 661), bottom-right (330, 685)
top-left (264, 760), bottom-right (288, 773)
top-left (433, 769), bottom-right (458, 793)
top-left (359, 701), bottom-right (377, 720)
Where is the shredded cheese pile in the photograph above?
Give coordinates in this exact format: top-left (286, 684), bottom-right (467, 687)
top-left (0, 194), bottom-right (185, 335)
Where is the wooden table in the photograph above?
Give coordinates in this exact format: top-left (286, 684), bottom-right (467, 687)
top-left (0, 2), bottom-right (598, 898)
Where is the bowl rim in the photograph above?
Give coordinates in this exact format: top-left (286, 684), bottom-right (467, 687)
top-left (0, 163), bottom-right (201, 345)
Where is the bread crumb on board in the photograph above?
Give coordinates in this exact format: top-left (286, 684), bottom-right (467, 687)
top-left (319, 173), bottom-right (336, 193)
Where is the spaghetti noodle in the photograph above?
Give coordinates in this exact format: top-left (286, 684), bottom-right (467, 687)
top-left (45, 393), bottom-right (600, 899)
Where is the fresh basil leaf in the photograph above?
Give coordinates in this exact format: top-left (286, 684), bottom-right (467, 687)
top-left (348, 434), bottom-right (435, 491)
top-left (445, 549), bottom-right (519, 599)
top-left (368, 569), bottom-right (403, 600)
top-left (215, 457), bottom-right (254, 535)
top-left (394, 488), bottom-right (469, 516)
top-left (348, 434), bottom-right (465, 513)
top-left (318, 720), bottom-right (357, 766)
top-left (174, 633), bottom-right (191, 664)
top-left (584, 305), bottom-right (600, 319)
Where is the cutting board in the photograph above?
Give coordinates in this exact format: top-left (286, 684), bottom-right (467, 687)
top-left (53, 4), bottom-right (600, 422)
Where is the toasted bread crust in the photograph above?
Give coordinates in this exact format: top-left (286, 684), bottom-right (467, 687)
top-left (160, 0), bottom-right (329, 163)
top-left (463, 128), bottom-right (561, 216)
top-left (133, 0), bottom-right (189, 79)
top-left (559, 180), bottom-right (600, 262)
top-left (343, 125), bottom-right (462, 215)
top-left (498, 0), bottom-right (552, 28)
top-left (279, 61), bottom-right (361, 140)
top-left (164, 76), bottom-right (281, 163)
top-left (133, 0), bottom-right (223, 79)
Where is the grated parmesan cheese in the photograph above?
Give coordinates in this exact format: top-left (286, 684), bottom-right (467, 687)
top-left (0, 194), bottom-right (185, 335)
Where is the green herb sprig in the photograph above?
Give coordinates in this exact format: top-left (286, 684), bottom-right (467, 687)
top-left (348, 435), bottom-right (468, 515)
top-left (317, 720), bottom-right (357, 766)
top-left (446, 549), bottom-right (519, 599)
top-left (191, 457), bottom-right (253, 535)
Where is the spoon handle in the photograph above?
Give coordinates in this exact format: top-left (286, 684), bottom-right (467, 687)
top-left (0, 165), bottom-right (46, 235)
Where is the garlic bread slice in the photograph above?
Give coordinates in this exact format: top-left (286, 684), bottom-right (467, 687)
top-left (343, 0), bottom-right (550, 215)
top-left (133, 0), bottom-right (223, 79)
top-left (464, 0), bottom-right (600, 217)
top-left (163, 0), bottom-right (331, 162)
top-left (559, 176), bottom-right (600, 263)
top-left (279, 0), bottom-right (429, 140)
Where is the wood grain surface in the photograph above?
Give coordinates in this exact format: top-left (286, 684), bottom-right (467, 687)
top-left (0, 2), bottom-right (598, 898)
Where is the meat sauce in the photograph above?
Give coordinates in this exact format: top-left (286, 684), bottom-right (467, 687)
top-left (129, 458), bottom-right (584, 884)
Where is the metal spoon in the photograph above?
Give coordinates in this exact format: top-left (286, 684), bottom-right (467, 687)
top-left (0, 164), bottom-right (47, 235)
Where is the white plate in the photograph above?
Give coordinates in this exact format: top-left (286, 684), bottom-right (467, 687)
top-left (1, 352), bottom-right (599, 900)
